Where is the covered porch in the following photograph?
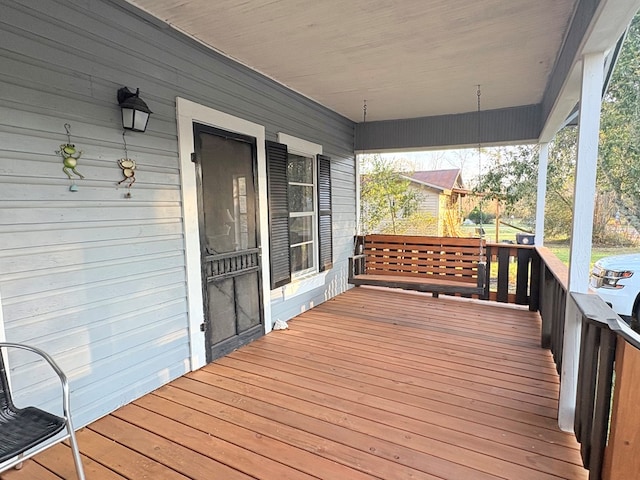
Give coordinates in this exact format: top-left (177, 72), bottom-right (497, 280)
top-left (3, 286), bottom-right (586, 480)
top-left (2, 1), bottom-right (640, 479)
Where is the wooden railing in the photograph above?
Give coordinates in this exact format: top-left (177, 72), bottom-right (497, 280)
top-left (572, 293), bottom-right (617, 480)
top-left (484, 242), bottom-right (537, 307)
top-left (532, 247), bottom-right (640, 480)
top-left (536, 246), bottom-right (568, 372)
top-left (351, 235), bottom-right (640, 479)
top-left (570, 292), bottom-right (640, 480)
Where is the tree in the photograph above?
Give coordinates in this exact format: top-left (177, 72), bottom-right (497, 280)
top-left (359, 155), bottom-right (422, 234)
top-left (473, 128), bottom-right (579, 240)
top-left (598, 14), bottom-right (640, 234)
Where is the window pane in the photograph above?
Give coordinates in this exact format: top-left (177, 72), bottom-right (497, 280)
top-left (288, 185), bottom-right (314, 212)
top-left (291, 243), bottom-right (313, 272)
top-left (288, 154), bottom-right (313, 183)
top-left (290, 216), bottom-right (313, 244)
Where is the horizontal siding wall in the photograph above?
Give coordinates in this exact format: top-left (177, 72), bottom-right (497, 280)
top-left (0, 0), bottom-right (354, 427)
top-left (355, 104), bottom-right (541, 151)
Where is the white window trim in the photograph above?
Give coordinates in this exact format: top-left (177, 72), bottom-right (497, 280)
top-left (288, 160), bottom-right (317, 279)
top-left (177, 97), bottom-right (272, 371)
top-left (274, 133), bottom-right (327, 297)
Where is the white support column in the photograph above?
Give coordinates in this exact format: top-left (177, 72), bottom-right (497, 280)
top-left (558, 51), bottom-right (605, 432)
top-left (535, 142), bottom-right (549, 246)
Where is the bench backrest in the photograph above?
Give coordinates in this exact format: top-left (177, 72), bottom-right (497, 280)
top-left (363, 234), bottom-right (485, 284)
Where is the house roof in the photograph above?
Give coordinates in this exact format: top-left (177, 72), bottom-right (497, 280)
top-left (409, 169), bottom-right (465, 192)
top-left (125, 0), bottom-right (640, 146)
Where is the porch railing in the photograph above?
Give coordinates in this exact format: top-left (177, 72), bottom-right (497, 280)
top-left (533, 247), bottom-right (640, 480)
top-left (352, 234), bottom-right (640, 480)
top-left (484, 242), bottom-right (537, 307)
top-left (536, 246), bottom-right (568, 371)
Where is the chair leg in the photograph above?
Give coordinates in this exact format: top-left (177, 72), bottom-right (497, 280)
top-left (66, 423), bottom-right (86, 480)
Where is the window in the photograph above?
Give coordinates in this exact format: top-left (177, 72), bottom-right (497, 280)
top-left (266, 137), bottom-right (332, 290)
top-left (288, 153), bottom-right (316, 276)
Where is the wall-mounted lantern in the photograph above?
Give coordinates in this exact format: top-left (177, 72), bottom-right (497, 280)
top-left (117, 87), bottom-right (152, 132)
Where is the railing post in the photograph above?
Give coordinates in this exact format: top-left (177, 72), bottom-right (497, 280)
top-left (529, 248), bottom-right (541, 312)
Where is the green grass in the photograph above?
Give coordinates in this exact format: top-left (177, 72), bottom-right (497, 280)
top-left (461, 222), bottom-right (639, 266)
top-left (546, 243), bottom-right (639, 267)
top-left (460, 223), bottom-right (527, 243)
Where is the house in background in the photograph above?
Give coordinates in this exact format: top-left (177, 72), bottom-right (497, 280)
top-left (0, 0), bottom-right (638, 442)
top-left (403, 169), bottom-right (469, 236)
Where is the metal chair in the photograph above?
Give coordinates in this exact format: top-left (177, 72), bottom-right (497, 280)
top-left (0, 343), bottom-right (85, 480)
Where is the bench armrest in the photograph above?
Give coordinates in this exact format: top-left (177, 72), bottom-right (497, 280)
top-left (349, 254), bottom-right (366, 279)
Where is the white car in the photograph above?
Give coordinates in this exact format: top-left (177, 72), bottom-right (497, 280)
top-left (590, 253), bottom-right (640, 320)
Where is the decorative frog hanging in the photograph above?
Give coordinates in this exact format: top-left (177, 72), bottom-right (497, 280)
top-left (117, 158), bottom-right (136, 187)
top-left (59, 143), bottom-right (84, 180)
top-left (118, 131), bottom-right (137, 198)
top-left (56, 124), bottom-right (84, 192)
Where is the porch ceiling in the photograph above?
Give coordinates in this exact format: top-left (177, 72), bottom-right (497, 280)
top-left (127, 0), bottom-right (577, 122)
top-left (125, 0), bottom-right (640, 147)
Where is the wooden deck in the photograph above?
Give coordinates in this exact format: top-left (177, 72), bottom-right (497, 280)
top-left (2, 287), bottom-right (587, 479)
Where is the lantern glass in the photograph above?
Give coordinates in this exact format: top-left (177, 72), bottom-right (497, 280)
top-left (118, 87), bottom-right (152, 132)
top-left (121, 107), bottom-right (135, 130)
top-left (133, 111), bottom-right (150, 132)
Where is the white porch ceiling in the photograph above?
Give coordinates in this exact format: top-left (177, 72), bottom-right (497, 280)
top-left (126, 0), bottom-right (579, 122)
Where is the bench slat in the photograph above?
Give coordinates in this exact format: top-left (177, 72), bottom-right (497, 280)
top-left (349, 235), bottom-right (486, 297)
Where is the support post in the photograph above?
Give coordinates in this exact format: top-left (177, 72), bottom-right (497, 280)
top-left (535, 142), bottom-right (549, 247)
top-left (558, 52), bottom-right (605, 432)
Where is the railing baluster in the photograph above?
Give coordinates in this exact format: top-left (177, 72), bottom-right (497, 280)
top-left (590, 328), bottom-right (616, 479)
top-left (483, 244), bottom-right (492, 300)
top-left (515, 248), bottom-right (530, 305)
top-left (529, 249), bottom-right (541, 312)
top-left (497, 247), bottom-right (510, 303)
top-left (576, 322), bottom-right (600, 467)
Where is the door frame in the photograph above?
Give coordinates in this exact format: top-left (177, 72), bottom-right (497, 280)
top-left (176, 97), bottom-right (272, 371)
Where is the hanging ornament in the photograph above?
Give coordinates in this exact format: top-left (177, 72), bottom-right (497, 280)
top-left (117, 131), bottom-right (136, 198)
top-left (56, 123), bottom-right (84, 192)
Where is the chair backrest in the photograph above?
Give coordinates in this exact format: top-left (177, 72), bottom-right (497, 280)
top-left (0, 349), bottom-right (14, 411)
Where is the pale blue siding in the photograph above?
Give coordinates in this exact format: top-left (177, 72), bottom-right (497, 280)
top-left (0, 0), bottom-right (355, 426)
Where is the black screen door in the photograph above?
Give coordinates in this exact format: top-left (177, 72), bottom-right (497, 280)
top-left (194, 123), bottom-right (263, 361)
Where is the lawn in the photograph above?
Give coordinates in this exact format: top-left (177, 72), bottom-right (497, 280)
top-left (547, 243), bottom-right (639, 266)
top-left (460, 223), bottom-right (529, 243)
top-left (461, 222), bottom-right (640, 267)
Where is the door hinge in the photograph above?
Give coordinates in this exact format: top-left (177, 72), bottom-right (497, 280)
top-left (191, 152), bottom-right (198, 163)
top-left (199, 322), bottom-right (206, 332)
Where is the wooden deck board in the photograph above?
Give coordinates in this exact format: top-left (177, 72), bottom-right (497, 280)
top-left (1, 287), bottom-right (587, 479)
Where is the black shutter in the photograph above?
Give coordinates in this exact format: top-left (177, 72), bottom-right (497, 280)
top-left (317, 154), bottom-right (333, 271)
top-left (266, 141), bottom-right (291, 289)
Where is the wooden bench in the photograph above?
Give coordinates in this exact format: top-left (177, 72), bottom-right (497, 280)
top-left (348, 234), bottom-right (487, 298)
